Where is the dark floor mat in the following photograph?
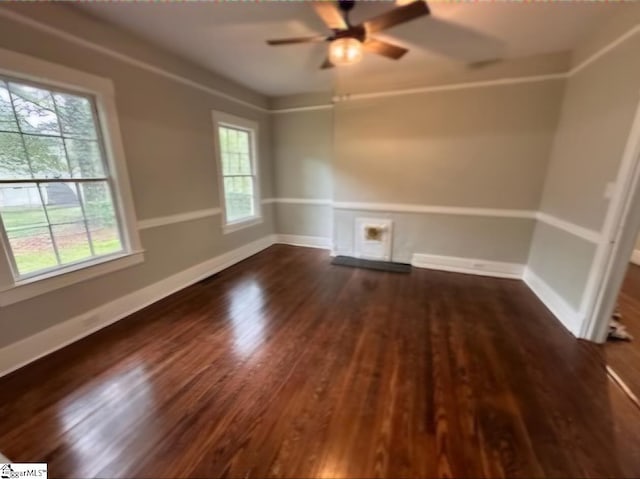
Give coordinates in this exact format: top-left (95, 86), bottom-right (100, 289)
top-left (331, 255), bottom-right (411, 273)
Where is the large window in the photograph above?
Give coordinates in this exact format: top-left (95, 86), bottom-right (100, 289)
top-left (213, 112), bottom-right (261, 233)
top-left (0, 78), bottom-right (124, 279)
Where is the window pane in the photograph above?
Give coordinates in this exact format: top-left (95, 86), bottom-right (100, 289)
top-left (65, 139), bottom-right (105, 178)
top-left (53, 92), bottom-right (97, 139)
top-left (0, 183), bottom-right (48, 232)
top-left (9, 83), bottom-right (60, 135)
top-left (40, 182), bottom-right (91, 265)
top-left (51, 222), bottom-right (92, 265)
top-left (224, 176), bottom-right (254, 222)
top-left (80, 182), bottom-right (122, 256)
top-left (0, 183), bottom-right (57, 275)
top-left (41, 182), bottom-right (81, 213)
top-left (219, 126), bottom-right (228, 152)
top-left (0, 79), bottom-right (127, 278)
top-left (24, 135), bottom-right (70, 178)
top-left (7, 226), bottom-right (58, 275)
top-left (222, 152), bottom-right (251, 176)
top-left (0, 131), bottom-right (30, 179)
top-left (0, 83), bottom-right (18, 133)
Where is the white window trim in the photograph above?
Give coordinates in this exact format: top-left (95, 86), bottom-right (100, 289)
top-left (0, 47), bottom-right (143, 307)
top-left (211, 110), bottom-right (262, 234)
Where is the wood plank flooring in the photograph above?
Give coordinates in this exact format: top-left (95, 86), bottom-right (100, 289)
top-left (1, 245), bottom-right (639, 478)
top-left (607, 263), bottom-right (640, 401)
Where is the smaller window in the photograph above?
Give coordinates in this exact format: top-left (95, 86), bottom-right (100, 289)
top-left (212, 112), bottom-right (261, 233)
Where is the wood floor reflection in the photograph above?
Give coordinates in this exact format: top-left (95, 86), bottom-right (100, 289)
top-left (607, 263), bottom-right (640, 400)
top-left (0, 245), bottom-right (639, 478)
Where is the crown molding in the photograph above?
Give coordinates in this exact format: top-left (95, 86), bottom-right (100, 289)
top-left (270, 104), bottom-right (334, 114)
top-left (568, 23), bottom-right (640, 77)
top-left (0, 7), bottom-right (270, 113)
top-left (1, 7), bottom-right (636, 112)
top-left (332, 73), bottom-right (567, 103)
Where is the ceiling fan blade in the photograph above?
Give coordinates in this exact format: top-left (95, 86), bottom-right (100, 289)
top-left (313, 2), bottom-right (347, 30)
top-left (363, 38), bottom-right (408, 60)
top-left (267, 35), bottom-right (328, 46)
top-left (320, 57), bottom-right (335, 69)
top-left (363, 1), bottom-right (430, 35)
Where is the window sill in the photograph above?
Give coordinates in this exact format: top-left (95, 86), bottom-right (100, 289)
top-left (222, 216), bottom-right (263, 235)
top-left (0, 250), bottom-right (145, 307)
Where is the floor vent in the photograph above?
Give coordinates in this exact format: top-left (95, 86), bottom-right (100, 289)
top-left (331, 256), bottom-right (411, 273)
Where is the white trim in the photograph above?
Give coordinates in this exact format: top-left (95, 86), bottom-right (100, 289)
top-left (0, 46), bottom-right (114, 95)
top-left (535, 212), bottom-right (601, 244)
top-left (0, 47), bottom-right (143, 296)
top-left (523, 267), bottom-right (583, 336)
top-left (332, 201), bottom-right (536, 219)
top-left (0, 251), bottom-right (144, 307)
top-left (137, 208), bottom-right (221, 230)
top-left (569, 24), bottom-right (640, 76)
top-left (223, 216), bottom-right (264, 234)
top-left (275, 234), bottom-right (331, 250)
top-left (1, 7), bottom-right (637, 112)
top-left (630, 249), bottom-right (640, 266)
top-left (579, 85), bottom-right (640, 341)
top-left (212, 110), bottom-right (262, 234)
top-left (0, 8), bottom-right (268, 113)
top-left (270, 104), bottom-right (334, 114)
top-left (333, 73), bottom-right (566, 103)
top-left (0, 235), bottom-right (276, 378)
top-left (331, 23), bottom-right (640, 104)
top-left (0, 452), bottom-right (9, 462)
top-left (411, 252), bottom-right (524, 280)
top-left (272, 198), bottom-right (333, 206)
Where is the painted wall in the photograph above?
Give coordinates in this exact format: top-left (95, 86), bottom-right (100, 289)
top-left (330, 80), bottom-right (563, 263)
top-left (0, 4), bottom-right (275, 348)
top-left (527, 6), bottom-right (640, 332)
top-left (271, 106), bottom-right (333, 238)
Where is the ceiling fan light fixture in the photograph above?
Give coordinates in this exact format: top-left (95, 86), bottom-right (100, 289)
top-left (329, 37), bottom-right (363, 66)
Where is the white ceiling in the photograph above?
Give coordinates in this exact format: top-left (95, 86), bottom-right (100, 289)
top-left (78, 1), bottom-right (622, 97)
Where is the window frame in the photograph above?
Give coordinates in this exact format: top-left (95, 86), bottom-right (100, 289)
top-left (0, 47), bottom-right (143, 306)
top-left (211, 110), bottom-right (262, 234)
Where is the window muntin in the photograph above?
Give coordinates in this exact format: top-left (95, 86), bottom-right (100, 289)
top-left (217, 124), bottom-right (259, 224)
top-left (0, 77), bottom-right (124, 279)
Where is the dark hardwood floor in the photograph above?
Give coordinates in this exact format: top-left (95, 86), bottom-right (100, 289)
top-left (1, 245), bottom-right (639, 478)
top-left (607, 262), bottom-right (640, 401)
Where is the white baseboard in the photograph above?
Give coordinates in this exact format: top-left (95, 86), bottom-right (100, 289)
top-left (275, 234), bottom-right (331, 250)
top-left (631, 249), bottom-right (640, 266)
top-left (0, 235), bottom-right (276, 378)
top-left (0, 452), bottom-right (9, 463)
top-left (411, 253), bottom-right (524, 279)
top-left (522, 268), bottom-right (582, 336)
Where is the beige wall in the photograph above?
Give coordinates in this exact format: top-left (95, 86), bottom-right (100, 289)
top-left (0, 5), bottom-right (276, 347)
top-left (539, 35), bottom-right (640, 232)
top-left (271, 103), bottom-right (334, 243)
top-left (330, 81), bottom-right (564, 263)
top-left (272, 109), bottom-right (333, 200)
top-left (333, 83), bottom-right (564, 208)
top-left (334, 210), bottom-right (535, 264)
top-left (528, 9), bottom-right (640, 319)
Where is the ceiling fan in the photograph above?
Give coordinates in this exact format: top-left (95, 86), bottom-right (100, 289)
top-left (266, 0), bottom-right (430, 68)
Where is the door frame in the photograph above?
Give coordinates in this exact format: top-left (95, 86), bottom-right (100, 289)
top-left (579, 95), bottom-right (640, 342)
